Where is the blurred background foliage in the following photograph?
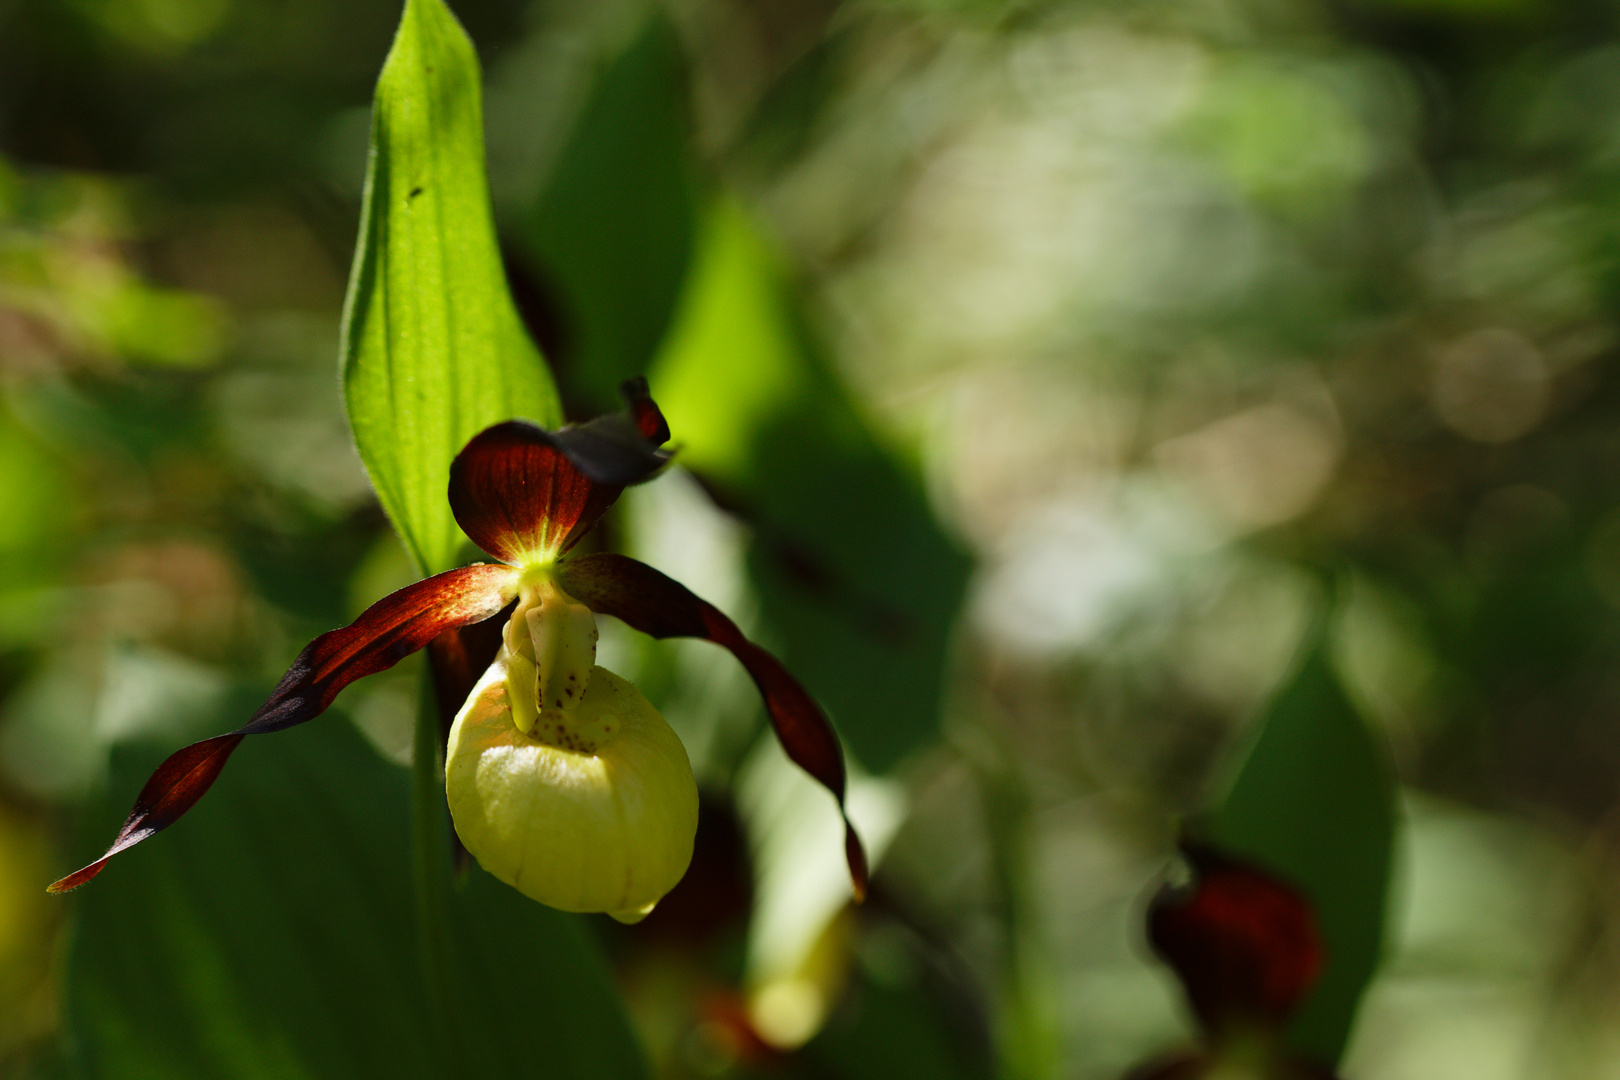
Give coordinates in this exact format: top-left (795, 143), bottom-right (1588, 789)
top-left (5, 0), bottom-right (1620, 1076)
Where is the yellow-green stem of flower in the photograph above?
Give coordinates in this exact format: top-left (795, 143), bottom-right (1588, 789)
top-left (411, 662), bottom-right (457, 1063)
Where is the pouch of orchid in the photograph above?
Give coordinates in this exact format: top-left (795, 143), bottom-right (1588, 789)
top-left (49, 379), bottom-right (867, 924)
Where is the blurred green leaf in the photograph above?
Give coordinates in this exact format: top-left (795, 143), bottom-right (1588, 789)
top-left (0, 394), bottom-right (80, 648)
top-left (0, 397), bottom-right (76, 568)
top-left (101, 283), bottom-right (229, 368)
top-left (650, 202), bottom-right (971, 772)
top-left (340, 0), bottom-right (560, 576)
top-left (524, 13), bottom-right (697, 413)
top-left (1210, 620), bottom-right (1398, 1066)
top-left (809, 974), bottom-right (990, 1080)
top-left (64, 712), bottom-right (647, 1080)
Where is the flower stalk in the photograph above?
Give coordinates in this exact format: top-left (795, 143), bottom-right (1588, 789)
top-left (412, 663), bottom-right (457, 1061)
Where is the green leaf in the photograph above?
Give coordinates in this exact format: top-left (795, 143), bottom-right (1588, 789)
top-left (1209, 618), bottom-right (1398, 1065)
top-left (523, 13), bottom-right (697, 414)
top-left (648, 202), bottom-right (971, 772)
top-left (808, 970), bottom-right (992, 1080)
top-left (64, 709), bottom-right (647, 1080)
top-left (341, 0), bottom-right (560, 576)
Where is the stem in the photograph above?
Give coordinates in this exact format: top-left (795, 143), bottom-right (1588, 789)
top-left (973, 749), bottom-right (1062, 1080)
top-left (412, 660), bottom-right (457, 1064)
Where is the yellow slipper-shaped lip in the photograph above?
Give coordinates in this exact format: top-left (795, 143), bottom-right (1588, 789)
top-left (446, 656), bottom-right (698, 923)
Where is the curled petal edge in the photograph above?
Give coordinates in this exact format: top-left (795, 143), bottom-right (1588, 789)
top-left (49, 562), bottom-right (522, 894)
top-left (554, 376), bottom-right (671, 479)
top-left (556, 552), bottom-right (869, 901)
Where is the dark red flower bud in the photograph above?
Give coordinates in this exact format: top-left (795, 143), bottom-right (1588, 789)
top-left (1148, 843), bottom-right (1324, 1035)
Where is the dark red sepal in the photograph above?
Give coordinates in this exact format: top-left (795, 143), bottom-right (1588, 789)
top-left (449, 381), bottom-right (671, 565)
top-left (48, 562), bottom-right (521, 893)
top-left (557, 552), bottom-right (869, 901)
top-left (1148, 843), bottom-right (1324, 1034)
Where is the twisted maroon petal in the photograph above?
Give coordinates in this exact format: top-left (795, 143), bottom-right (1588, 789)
top-left (557, 552), bottom-right (868, 901)
top-left (47, 732), bottom-right (245, 894)
top-left (49, 562), bottom-right (522, 894)
top-left (449, 379), bottom-right (670, 565)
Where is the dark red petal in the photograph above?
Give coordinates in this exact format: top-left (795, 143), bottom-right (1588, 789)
top-left (1148, 843), bottom-right (1324, 1034)
top-left (237, 563), bottom-right (522, 735)
top-left (47, 563), bottom-right (521, 893)
top-left (448, 382), bottom-right (671, 565)
top-left (46, 733), bottom-right (245, 894)
top-left (557, 552), bottom-right (868, 901)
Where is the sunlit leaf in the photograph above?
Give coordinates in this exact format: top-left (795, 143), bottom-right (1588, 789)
top-left (1209, 622), bottom-right (1398, 1065)
top-left (649, 201), bottom-right (971, 772)
top-left (64, 711), bottom-right (647, 1080)
top-left (340, 0), bottom-right (560, 576)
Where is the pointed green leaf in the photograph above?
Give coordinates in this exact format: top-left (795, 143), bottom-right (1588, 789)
top-left (341, 0), bottom-right (561, 576)
top-left (1210, 621), bottom-right (1398, 1065)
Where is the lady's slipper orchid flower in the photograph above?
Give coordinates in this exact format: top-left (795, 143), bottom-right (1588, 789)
top-left (50, 380), bottom-right (868, 922)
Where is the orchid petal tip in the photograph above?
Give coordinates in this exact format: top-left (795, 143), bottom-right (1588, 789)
top-left (47, 862), bottom-right (103, 894)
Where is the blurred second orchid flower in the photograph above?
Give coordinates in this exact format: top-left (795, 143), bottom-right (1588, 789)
top-left (49, 379), bottom-right (867, 922)
top-left (1130, 843), bottom-right (1338, 1080)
